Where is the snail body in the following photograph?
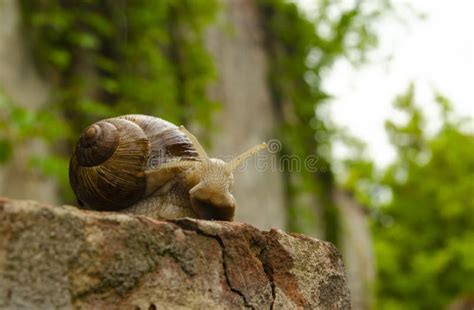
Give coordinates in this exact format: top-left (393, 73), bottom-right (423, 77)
top-left (69, 114), bottom-right (266, 221)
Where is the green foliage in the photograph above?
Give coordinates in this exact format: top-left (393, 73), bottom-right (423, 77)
top-left (257, 0), bottom-right (393, 239)
top-left (20, 0), bottom-right (219, 125)
top-left (0, 90), bottom-right (73, 197)
top-left (345, 85), bottom-right (474, 308)
top-left (4, 0), bottom-right (218, 200)
top-left (0, 94), bottom-right (13, 164)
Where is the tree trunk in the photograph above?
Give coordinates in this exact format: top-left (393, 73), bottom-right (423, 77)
top-left (206, 0), bottom-right (286, 230)
top-left (0, 0), bottom-right (58, 204)
top-left (334, 189), bottom-right (375, 310)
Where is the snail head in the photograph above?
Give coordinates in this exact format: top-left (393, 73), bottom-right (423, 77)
top-left (150, 126), bottom-right (267, 220)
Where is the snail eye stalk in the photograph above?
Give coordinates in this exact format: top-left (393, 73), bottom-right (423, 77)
top-left (226, 143), bottom-right (267, 172)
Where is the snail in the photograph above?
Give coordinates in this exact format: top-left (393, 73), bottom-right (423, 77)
top-left (69, 114), bottom-right (267, 221)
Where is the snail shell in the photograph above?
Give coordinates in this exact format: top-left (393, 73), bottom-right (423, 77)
top-left (69, 114), bottom-right (267, 221)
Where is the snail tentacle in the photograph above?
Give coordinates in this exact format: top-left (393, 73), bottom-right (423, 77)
top-left (225, 142), bottom-right (267, 172)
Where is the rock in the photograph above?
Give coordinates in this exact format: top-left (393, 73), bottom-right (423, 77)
top-left (0, 198), bottom-right (351, 309)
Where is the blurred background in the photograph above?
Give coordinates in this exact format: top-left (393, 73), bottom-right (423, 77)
top-left (0, 0), bottom-right (472, 309)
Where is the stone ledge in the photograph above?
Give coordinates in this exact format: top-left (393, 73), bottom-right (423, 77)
top-left (0, 198), bottom-right (350, 309)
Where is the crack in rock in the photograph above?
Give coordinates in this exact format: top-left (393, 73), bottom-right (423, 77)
top-left (213, 233), bottom-right (254, 309)
top-left (256, 248), bottom-right (276, 309)
top-left (171, 220), bottom-right (254, 309)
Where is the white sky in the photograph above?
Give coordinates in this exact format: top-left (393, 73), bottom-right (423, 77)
top-left (297, 0), bottom-right (474, 167)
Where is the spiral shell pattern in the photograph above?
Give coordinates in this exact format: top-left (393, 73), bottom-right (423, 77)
top-left (69, 115), bottom-right (199, 211)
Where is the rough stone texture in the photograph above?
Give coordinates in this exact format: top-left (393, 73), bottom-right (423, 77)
top-left (0, 198), bottom-right (350, 309)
